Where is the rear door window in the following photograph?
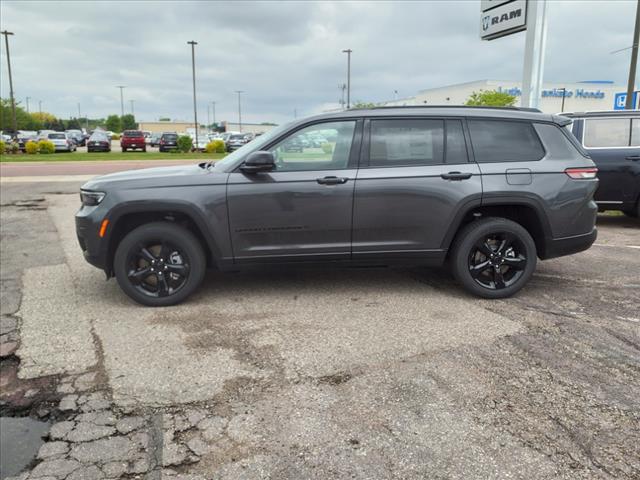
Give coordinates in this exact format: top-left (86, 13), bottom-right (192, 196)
top-left (583, 118), bottom-right (631, 148)
top-left (369, 119), bottom-right (444, 167)
top-left (468, 120), bottom-right (545, 163)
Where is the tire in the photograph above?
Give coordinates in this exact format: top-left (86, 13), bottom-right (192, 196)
top-left (113, 222), bottom-right (206, 306)
top-left (450, 217), bottom-right (537, 299)
top-left (142, 147), bottom-right (147, 153)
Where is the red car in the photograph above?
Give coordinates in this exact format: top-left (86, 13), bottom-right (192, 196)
top-left (120, 130), bottom-right (147, 152)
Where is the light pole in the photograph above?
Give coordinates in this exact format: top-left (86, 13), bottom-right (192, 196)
top-left (188, 40), bottom-right (199, 149)
top-left (339, 84), bottom-right (346, 109)
top-left (558, 87), bottom-right (567, 113)
top-left (207, 104), bottom-right (210, 130)
top-left (211, 101), bottom-right (216, 126)
top-left (77, 102), bottom-right (81, 120)
top-left (235, 91), bottom-right (243, 132)
top-left (625, 0), bottom-right (640, 109)
top-left (130, 99), bottom-right (135, 116)
top-left (116, 86), bottom-right (126, 117)
top-left (38, 100), bottom-right (42, 116)
top-left (26, 96), bottom-right (30, 114)
top-left (1, 30), bottom-right (17, 134)
top-left (342, 49), bottom-right (352, 109)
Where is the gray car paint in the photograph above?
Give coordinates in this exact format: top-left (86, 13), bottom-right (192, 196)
top-left (76, 106), bottom-right (597, 276)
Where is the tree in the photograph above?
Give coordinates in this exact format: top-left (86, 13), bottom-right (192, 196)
top-left (67, 118), bottom-right (81, 130)
top-left (1, 99), bottom-right (44, 131)
top-left (105, 114), bottom-right (121, 133)
top-left (121, 114), bottom-right (137, 131)
top-left (352, 101), bottom-right (377, 109)
top-left (465, 90), bottom-right (516, 107)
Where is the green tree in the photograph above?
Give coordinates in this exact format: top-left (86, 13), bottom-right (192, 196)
top-left (465, 90), bottom-right (516, 107)
top-left (1, 99), bottom-right (43, 131)
top-left (121, 114), bottom-right (137, 131)
top-left (67, 118), bottom-right (81, 130)
top-left (105, 114), bottom-right (121, 133)
top-left (351, 101), bottom-right (377, 109)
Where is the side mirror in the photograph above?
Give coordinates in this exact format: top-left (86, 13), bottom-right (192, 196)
top-left (241, 151), bottom-right (275, 173)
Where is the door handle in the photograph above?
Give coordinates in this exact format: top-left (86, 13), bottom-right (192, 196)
top-left (317, 176), bottom-right (348, 185)
top-left (625, 155), bottom-right (640, 161)
top-left (440, 171), bottom-right (473, 180)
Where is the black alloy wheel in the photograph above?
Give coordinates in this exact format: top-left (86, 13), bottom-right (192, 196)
top-left (114, 222), bottom-right (205, 306)
top-left (468, 232), bottom-right (527, 290)
top-left (451, 217), bottom-right (537, 299)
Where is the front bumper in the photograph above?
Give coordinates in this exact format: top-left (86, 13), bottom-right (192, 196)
top-left (75, 212), bottom-right (107, 270)
top-left (541, 228), bottom-right (597, 260)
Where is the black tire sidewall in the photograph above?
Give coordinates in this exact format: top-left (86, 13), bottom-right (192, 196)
top-left (114, 222), bottom-right (206, 306)
top-left (451, 218), bottom-right (537, 299)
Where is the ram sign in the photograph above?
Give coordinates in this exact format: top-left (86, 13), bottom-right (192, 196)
top-left (481, 0), bottom-right (528, 41)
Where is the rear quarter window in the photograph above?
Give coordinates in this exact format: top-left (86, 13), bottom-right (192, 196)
top-left (468, 119), bottom-right (545, 163)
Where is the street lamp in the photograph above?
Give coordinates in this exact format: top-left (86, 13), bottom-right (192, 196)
top-left (188, 40), bottom-right (199, 149)
top-left (1, 30), bottom-right (17, 134)
top-left (235, 91), bottom-right (244, 132)
top-left (115, 86), bottom-right (126, 117)
top-left (342, 49), bottom-right (352, 109)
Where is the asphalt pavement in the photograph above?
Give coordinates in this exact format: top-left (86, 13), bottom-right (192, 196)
top-left (1, 181), bottom-right (639, 480)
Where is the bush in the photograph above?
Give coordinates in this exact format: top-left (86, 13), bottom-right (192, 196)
top-left (177, 135), bottom-right (193, 153)
top-left (321, 143), bottom-right (333, 154)
top-left (111, 134), bottom-right (120, 141)
top-left (8, 142), bottom-right (19, 154)
top-left (0, 140), bottom-right (5, 155)
top-left (205, 139), bottom-right (226, 154)
top-left (38, 139), bottom-right (55, 154)
top-left (25, 140), bottom-right (39, 154)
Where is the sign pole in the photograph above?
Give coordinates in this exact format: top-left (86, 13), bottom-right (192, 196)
top-left (625, 0), bottom-right (640, 109)
top-left (521, 0), bottom-right (547, 109)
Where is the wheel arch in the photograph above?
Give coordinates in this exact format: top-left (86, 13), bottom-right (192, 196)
top-left (103, 201), bottom-right (221, 276)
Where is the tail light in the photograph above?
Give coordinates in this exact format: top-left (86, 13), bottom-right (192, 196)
top-left (565, 167), bottom-right (598, 179)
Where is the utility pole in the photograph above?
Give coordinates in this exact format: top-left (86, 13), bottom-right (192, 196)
top-left (342, 49), bottom-right (352, 109)
top-left (294, 108), bottom-right (297, 119)
top-left (187, 40), bottom-right (199, 148)
top-left (1, 30), bottom-right (17, 134)
top-left (211, 101), bottom-right (216, 126)
top-left (207, 104), bottom-right (210, 130)
top-left (38, 100), bottom-right (42, 115)
top-left (339, 84), bottom-right (346, 109)
top-left (115, 86), bottom-right (126, 117)
top-left (235, 91), bottom-right (243, 132)
top-left (130, 99), bottom-right (135, 116)
top-left (26, 96), bottom-right (30, 113)
top-left (77, 102), bottom-right (82, 120)
top-left (626, 0), bottom-right (640, 109)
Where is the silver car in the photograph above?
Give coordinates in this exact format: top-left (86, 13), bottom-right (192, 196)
top-left (48, 132), bottom-right (77, 152)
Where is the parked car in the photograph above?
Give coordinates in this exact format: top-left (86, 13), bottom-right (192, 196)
top-left (66, 129), bottom-right (86, 146)
top-left (563, 110), bottom-right (639, 217)
top-left (121, 130), bottom-right (147, 152)
top-left (48, 132), bottom-right (77, 152)
top-left (149, 133), bottom-right (162, 147)
top-left (87, 132), bottom-right (111, 152)
top-left (159, 133), bottom-right (178, 152)
top-left (76, 106), bottom-right (599, 306)
top-left (226, 134), bottom-right (249, 151)
top-left (16, 130), bottom-right (39, 151)
top-left (38, 130), bottom-right (56, 140)
top-left (191, 135), bottom-right (209, 151)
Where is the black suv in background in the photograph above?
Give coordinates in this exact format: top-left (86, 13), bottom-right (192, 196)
top-left (76, 106), bottom-right (598, 306)
top-left (564, 110), bottom-right (639, 217)
top-left (159, 133), bottom-right (179, 152)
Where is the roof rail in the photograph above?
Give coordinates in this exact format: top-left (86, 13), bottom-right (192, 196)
top-left (354, 105), bottom-right (542, 113)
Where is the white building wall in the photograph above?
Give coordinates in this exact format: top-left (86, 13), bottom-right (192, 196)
top-left (384, 80), bottom-right (633, 114)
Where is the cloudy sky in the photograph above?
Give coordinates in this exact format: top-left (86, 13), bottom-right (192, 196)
top-left (0, 0), bottom-right (637, 124)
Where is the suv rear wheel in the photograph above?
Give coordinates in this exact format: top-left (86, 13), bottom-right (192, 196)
top-left (114, 222), bottom-right (205, 306)
top-left (451, 217), bottom-right (536, 299)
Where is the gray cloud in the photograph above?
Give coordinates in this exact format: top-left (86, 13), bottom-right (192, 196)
top-left (0, 0), bottom-right (637, 124)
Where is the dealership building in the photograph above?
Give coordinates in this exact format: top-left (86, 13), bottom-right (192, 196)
top-left (383, 80), bottom-right (636, 113)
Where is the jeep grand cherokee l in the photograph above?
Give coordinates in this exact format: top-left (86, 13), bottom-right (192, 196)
top-left (76, 106), bottom-right (598, 306)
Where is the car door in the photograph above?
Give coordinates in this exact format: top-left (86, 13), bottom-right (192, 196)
top-left (227, 119), bottom-right (362, 263)
top-left (576, 116), bottom-right (640, 206)
top-left (352, 117), bottom-right (482, 262)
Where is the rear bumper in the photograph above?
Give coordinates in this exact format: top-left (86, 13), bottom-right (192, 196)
top-left (541, 228), bottom-right (597, 260)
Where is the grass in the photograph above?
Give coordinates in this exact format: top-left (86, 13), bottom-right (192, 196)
top-left (0, 151), bottom-right (228, 163)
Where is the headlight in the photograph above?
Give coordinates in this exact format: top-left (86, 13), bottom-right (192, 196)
top-left (80, 190), bottom-right (106, 206)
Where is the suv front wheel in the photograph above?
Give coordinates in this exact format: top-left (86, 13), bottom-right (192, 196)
top-left (451, 218), bottom-right (537, 299)
top-left (114, 222), bottom-right (206, 306)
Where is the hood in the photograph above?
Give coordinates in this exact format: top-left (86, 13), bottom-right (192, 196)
top-left (81, 163), bottom-right (216, 191)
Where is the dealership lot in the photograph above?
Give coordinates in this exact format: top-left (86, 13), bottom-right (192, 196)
top-left (1, 181), bottom-right (639, 479)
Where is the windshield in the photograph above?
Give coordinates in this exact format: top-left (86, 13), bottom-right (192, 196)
top-left (49, 133), bottom-right (66, 139)
top-left (212, 123), bottom-right (289, 171)
top-left (124, 131), bottom-right (143, 137)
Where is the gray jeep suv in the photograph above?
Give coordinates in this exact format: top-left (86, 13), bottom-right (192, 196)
top-left (76, 106), bottom-right (598, 306)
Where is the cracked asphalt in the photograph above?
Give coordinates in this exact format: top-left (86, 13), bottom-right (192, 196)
top-left (1, 180), bottom-right (639, 480)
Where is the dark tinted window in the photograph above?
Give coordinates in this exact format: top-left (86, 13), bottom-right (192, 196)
top-left (445, 120), bottom-right (468, 163)
top-left (162, 134), bottom-right (178, 140)
top-left (468, 120), bottom-right (545, 162)
top-left (370, 119), bottom-right (444, 167)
